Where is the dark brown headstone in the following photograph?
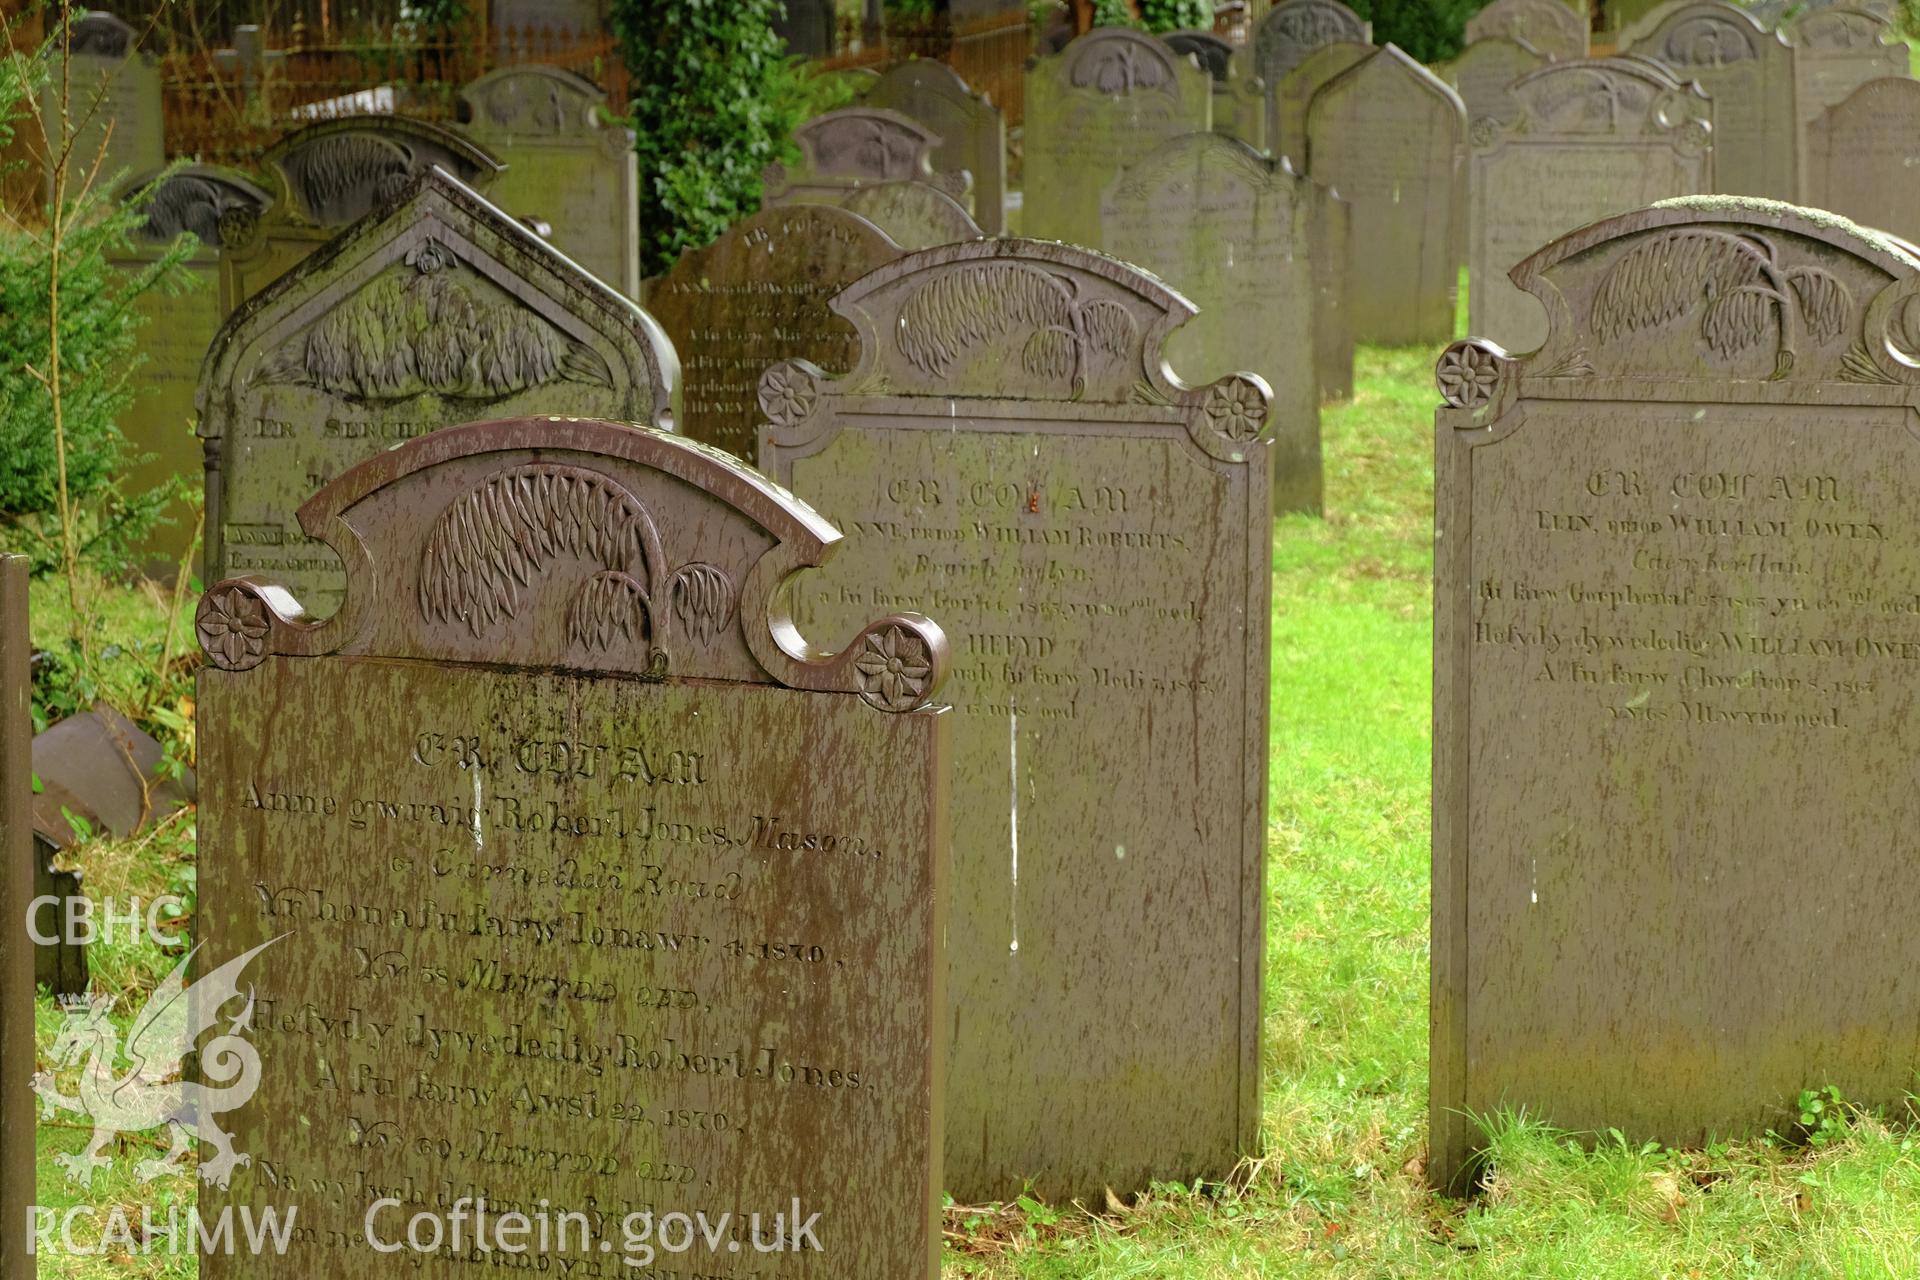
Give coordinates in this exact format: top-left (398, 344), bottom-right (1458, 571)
top-left (1253, 0), bottom-right (1373, 86)
top-left (196, 417), bottom-right (951, 1277)
top-left (1269, 38), bottom-right (1374, 169)
top-left (459, 66), bottom-right (642, 299)
top-left (114, 166), bottom-right (272, 573)
top-left (0, 555), bottom-right (28, 1275)
top-left (1023, 28), bottom-right (1214, 247)
top-left (1789, 7), bottom-right (1907, 176)
top-left (761, 238), bottom-right (1273, 1205)
top-left (1432, 199), bottom-right (1920, 1193)
top-left (1466, 0), bottom-right (1591, 60)
top-left (648, 205), bottom-right (905, 462)
top-left (198, 168), bottom-right (678, 618)
top-left (1619, 1), bottom-right (1798, 200)
top-left (863, 61), bottom-right (1009, 236)
top-left (218, 118), bottom-right (505, 314)
top-left (1102, 132), bottom-right (1323, 512)
top-left (1469, 58), bottom-right (1713, 351)
top-left (1804, 77), bottom-right (1920, 247)
top-left (1306, 45), bottom-right (1468, 345)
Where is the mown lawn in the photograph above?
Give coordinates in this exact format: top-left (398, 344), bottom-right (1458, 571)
top-left (29, 347), bottom-right (1920, 1279)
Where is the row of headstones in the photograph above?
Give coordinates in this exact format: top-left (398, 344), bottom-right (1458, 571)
top-left (10, 190), bottom-right (1919, 1273)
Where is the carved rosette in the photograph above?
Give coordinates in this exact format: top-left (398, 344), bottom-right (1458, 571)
top-left (197, 584), bottom-right (272, 671)
top-left (853, 626), bottom-right (934, 713)
top-left (217, 204), bottom-right (260, 249)
top-left (1204, 375), bottom-right (1271, 444)
top-left (1436, 340), bottom-right (1512, 409)
top-left (758, 362), bottom-right (822, 430)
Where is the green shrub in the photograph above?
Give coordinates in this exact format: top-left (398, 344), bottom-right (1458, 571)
top-left (1348, 0), bottom-right (1492, 63)
top-left (1140, 0), bottom-right (1212, 31)
top-left (614, 0), bottom-right (852, 278)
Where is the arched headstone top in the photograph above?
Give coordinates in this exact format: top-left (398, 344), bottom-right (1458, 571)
top-left (457, 64), bottom-right (608, 136)
top-left (257, 117), bottom-right (505, 228)
top-left (1465, 0), bottom-right (1590, 60)
top-left (199, 166), bottom-right (676, 436)
top-left (69, 11), bottom-right (138, 58)
top-left (1254, 0), bottom-right (1372, 82)
top-left (121, 165), bottom-right (271, 248)
top-left (1789, 6), bottom-right (1898, 49)
top-left (1059, 26), bottom-right (1193, 98)
top-left (792, 107), bottom-right (945, 183)
top-left (1442, 199), bottom-right (1920, 405)
top-left (762, 238), bottom-right (1273, 463)
top-left (1620, 0), bottom-right (1782, 66)
top-left (1163, 29), bottom-right (1236, 82)
top-left (196, 416), bottom-right (949, 712)
top-left (1497, 55), bottom-right (1711, 139)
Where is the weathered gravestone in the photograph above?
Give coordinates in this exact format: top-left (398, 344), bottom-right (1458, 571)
top-left (491, 0), bottom-right (604, 39)
top-left (1163, 30), bottom-right (1269, 150)
top-left (198, 168), bottom-right (677, 617)
top-left (761, 239), bottom-right (1273, 1204)
top-left (1431, 199), bottom-right (1920, 1194)
top-left (1751, 0), bottom-right (1900, 23)
top-left (1306, 45), bottom-right (1467, 345)
top-left (648, 205), bottom-right (905, 462)
top-left (195, 417), bottom-right (950, 1277)
top-left (1270, 38), bottom-right (1374, 167)
top-left (1804, 77), bottom-right (1920, 247)
top-left (774, 0), bottom-right (837, 57)
top-left (1023, 28), bottom-right (1213, 248)
top-left (1253, 0), bottom-right (1372, 86)
top-left (764, 108), bottom-right (982, 250)
top-left (0, 556), bottom-right (28, 1274)
top-left (218, 118), bottom-right (505, 314)
top-left (1788, 6), bottom-right (1908, 184)
top-left (1103, 133), bottom-right (1323, 513)
top-left (1310, 182), bottom-right (1355, 402)
top-left (1439, 36), bottom-right (1549, 135)
top-left (1619, 0), bottom-right (1798, 201)
top-left (862, 61), bottom-right (1009, 237)
top-left (1466, 0), bottom-right (1591, 61)
top-left (113, 167), bottom-right (273, 572)
top-left (1469, 58), bottom-right (1713, 352)
top-left (42, 12), bottom-right (163, 196)
top-left (459, 66), bottom-right (642, 299)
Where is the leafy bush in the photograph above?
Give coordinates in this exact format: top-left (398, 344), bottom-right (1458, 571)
top-left (0, 26), bottom-right (197, 578)
top-left (1090, 0), bottom-right (1141, 27)
top-left (615, 0), bottom-right (853, 278)
top-left (1348, 0), bottom-right (1493, 63)
top-left (1139, 0), bottom-right (1212, 31)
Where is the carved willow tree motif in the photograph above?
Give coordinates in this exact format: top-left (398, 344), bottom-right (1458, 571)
top-left (1069, 36), bottom-right (1176, 95)
top-left (481, 75), bottom-right (572, 132)
top-left (1796, 10), bottom-right (1889, 49)
top-left (255, 239), bottom-right (613, 400)
top-left (1591, 230), bottom-right (1853, 377)
top-left (138, 174), bottom-right (268, 245)
top-left (895, 263), bottom-right (1138, 397)
top-left (803, 114), bottom-right (928, 180)
top-left (416, 464), bottom-right (738, 660)
top-left (70, 15), bottom-right (135, 58)
top-left (1662, 16), bottom-right (1758, 66)
top-left (280, 135), bottom-right (417, 224)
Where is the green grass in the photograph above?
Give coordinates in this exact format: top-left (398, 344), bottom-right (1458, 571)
top-left (31, 348), bottom-right (1920, 1277)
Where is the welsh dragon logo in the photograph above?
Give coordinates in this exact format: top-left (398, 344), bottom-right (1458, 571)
top-left (34, 938), bottom-right (282, 1188)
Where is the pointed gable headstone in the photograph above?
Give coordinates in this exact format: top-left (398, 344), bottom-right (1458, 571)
top-left (862, 61), bottom-right (1009, 236)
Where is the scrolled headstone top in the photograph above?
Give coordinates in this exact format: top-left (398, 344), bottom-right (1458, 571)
top-left (196, 416), bottom-right (951, 712)
top-left (1448, 199), bottom-right (1920, 401)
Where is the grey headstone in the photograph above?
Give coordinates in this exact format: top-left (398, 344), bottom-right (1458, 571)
top-left (1803, 76), bottom-right (1920, 246)
top-left (194, 416), bottom-right (949, 1278)
top-left (1269, 40), bottom-right (1375, 171)
top-left (1310, 181), bottom-right (1355, 401)
top-left (218, 117), bottom-right (506, 315)
top-left (764, 107), bottom-right (983, 249)
top-left (459, 65), bottom-right (642, 299)
top-left (1305, 45), bottom-right (1468, 345)
top-left (1619, 0), bottom-right (1799, 199)
top-left (42, 12), bottom-right (162, 198)
top-left (1789, 7), bottom-right (1908, 178)
top-left (1023, 28), bottom-right (1215, 247)
top-left (864, 60), bottom-right (1010, 236)
top-left (1439, 36), bottom-right (1551, 135)
top-left (1466, 0), bottom-right (1592, 60)
top-left (1164, 31), bottom-right (1270, 150)
top-left (761, 238), bottom-right (1273, 1206)
top-left (112, 167), bottom-right (273, 573)
top-left (1432, 199), bottom-right (1920, 1193)
top-left (1469, 58), bottom-right (1714, 352)
top-left (1103, 133), bottom-right (1324, 513)
top-left (197, 168), bottom-right (677, 617)
top-left (1253, 0), bottom-right (1373, 85)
